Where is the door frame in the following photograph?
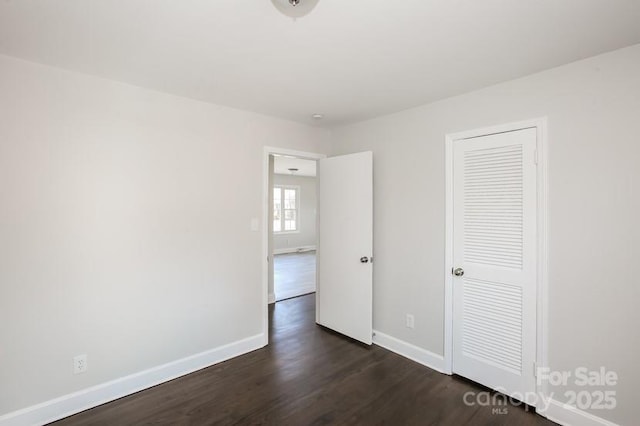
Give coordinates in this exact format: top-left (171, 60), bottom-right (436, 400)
top-left (261, 146), bottom-right (326, 346)
top-left (443, 118), bottom-right (549, 402)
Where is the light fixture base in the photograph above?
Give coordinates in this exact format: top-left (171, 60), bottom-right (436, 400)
top-left (271, 0), bottom-right (319, 18)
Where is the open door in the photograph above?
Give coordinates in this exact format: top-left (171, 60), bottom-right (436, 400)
top-left (317, 151), bottom-right (373, 345)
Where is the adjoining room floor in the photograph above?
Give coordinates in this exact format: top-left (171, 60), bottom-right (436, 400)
top-left (274, 250), bottom-right (316, 301)
top-left (52, 294), bottom-right (555, 426)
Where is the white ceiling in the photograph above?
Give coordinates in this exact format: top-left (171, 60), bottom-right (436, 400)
top-left (274, 156), bottom-right (316, 177)
top-left (1, 1), bottom-right (639, 126)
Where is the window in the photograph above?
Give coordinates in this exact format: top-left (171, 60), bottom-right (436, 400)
top-left (273, 185), bottom-right (299, 233)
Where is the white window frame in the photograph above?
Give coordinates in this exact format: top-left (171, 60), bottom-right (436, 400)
top-left (273, 185), bottom-right (300, 234)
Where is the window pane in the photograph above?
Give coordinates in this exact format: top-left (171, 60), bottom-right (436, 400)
top-left (285, 220), bottom-right (296, 231)
top-left (274, 201), bottom-right (281, 221)
top-left (274, 186), bottom-right (298, 232)
top-left (284, 210), bottom-right (297, 230)
top-left (273, 187), bottom-right (282, 233)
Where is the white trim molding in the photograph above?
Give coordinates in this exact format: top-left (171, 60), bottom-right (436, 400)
top-left (373, 330), bottom-right (446, 374)
top-left (539, 398), bottom-right (620, 426)
top-left (0, 334), bottom-right (264, 426)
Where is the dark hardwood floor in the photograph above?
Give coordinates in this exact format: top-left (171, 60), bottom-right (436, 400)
top-left (52, 295), bottom-right (555, 425)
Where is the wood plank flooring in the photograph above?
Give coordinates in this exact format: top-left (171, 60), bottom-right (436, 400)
top-left (274, 251), bottom-right (316, 301)
top-left (52, 295), bottom-right (555, 425)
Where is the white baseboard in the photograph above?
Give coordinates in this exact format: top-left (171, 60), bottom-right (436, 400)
top-left (268, 292), bottom-right (276, 304)
top-left (273, 245), bottom-right (316, 255)
top-left (0, 334), bottom-right (265, 426)
top-left (372, 330), bottom-right (446, 374)
top-left (539, 398), bottom-right (619, 426)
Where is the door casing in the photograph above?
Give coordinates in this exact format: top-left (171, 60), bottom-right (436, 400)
top-left (443, 118), bottom-right (549, 404)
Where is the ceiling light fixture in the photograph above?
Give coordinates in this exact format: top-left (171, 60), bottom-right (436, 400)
top-left (311, 113), bottom-right (324, 120)
top-left (271, 0), bottom-right (320, 18)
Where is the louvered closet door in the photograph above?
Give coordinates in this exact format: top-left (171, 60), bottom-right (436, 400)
top-left (452, 128), bottom-right (537, 404)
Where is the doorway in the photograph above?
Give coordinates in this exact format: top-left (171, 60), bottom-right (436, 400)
top-left (261, 147), bottom-right (326, 345)
top-left (272, 156), bottom-right (318, 302)
top-left (261, 147), bottom-right (374, 347)
top-left (444, 118), bottom-right (549, 407)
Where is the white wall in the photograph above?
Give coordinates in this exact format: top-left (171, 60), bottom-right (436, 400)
top-left (0, 54), bottom-right (329, 417)
top-left (272, 174), bottom-right (317, 252)
top-left (329, 44), bottom-right (640, 425)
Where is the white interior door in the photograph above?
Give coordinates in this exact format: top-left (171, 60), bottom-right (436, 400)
top-left (317, 151), bottom-right (373, 345)
top-left (452, 128), bottom-right (537, 404)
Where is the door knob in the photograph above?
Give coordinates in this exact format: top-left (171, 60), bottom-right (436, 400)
top-left (453, 267), bottom-right (464, 277)
top-left (360, 257), bottom-right (369, 263)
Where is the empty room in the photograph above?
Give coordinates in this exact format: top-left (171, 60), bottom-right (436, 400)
top-left (0, 1), bottom-right (638, 425)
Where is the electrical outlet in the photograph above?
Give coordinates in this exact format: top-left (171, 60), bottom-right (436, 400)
top-left (406, 314), bottom-right (415, 329)
top-left (73, 354), bottom-right (87, 374)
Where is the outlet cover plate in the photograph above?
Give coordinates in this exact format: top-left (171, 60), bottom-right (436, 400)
top-left (73, 354), bottom-right (87, 374)
top-left (406, 314), bottom-right (415, 329)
